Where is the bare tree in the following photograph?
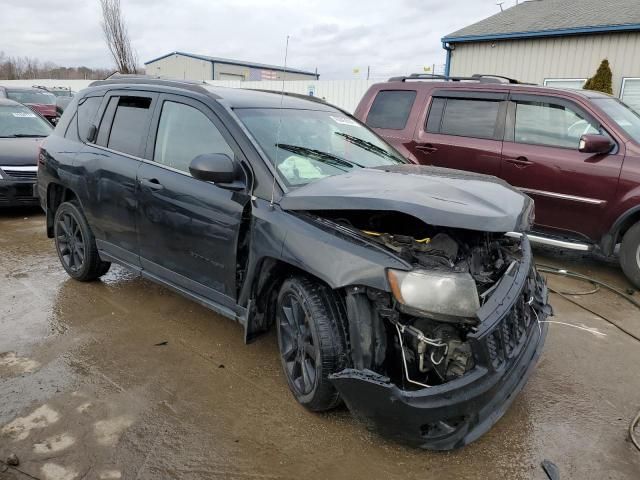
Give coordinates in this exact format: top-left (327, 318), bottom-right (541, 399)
top-left (99, 0), bottom-right (138, 74)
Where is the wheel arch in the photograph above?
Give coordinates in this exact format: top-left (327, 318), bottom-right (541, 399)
top-left (46, 183), bottom-right (81, 238)
top-left (243, 256), bottom-right (348, 343)
top-left (601, 205), bottom-right (640, 255)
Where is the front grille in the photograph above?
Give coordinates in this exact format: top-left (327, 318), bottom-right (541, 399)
top-left (485, 289), bottom-right (535, 369)
top-left (2, 169), bottom-right (37, 180)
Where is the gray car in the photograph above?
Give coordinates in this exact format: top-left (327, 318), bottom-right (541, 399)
top-left (37, 76), bottom-right (551, 450)
top-left (0, 98), bottom-right (52, 206)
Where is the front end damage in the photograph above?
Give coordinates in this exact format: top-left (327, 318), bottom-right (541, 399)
top-left (309, 210), bottom-right (551, 450)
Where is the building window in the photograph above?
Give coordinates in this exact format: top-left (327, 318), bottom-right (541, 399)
top-left (621, 78), bottom-right (640, 113)
top-left (543, 79), bottom-right (586, 90)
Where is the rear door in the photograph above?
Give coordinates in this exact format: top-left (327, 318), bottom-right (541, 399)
top-left (75, 90), bottom-right (158, 267)
top-left (501, 93), bottom-right (624, 240)
top-left (413, 90), bottom-right (508, 177)
top-left (136, 93), bottom-right (250, 309)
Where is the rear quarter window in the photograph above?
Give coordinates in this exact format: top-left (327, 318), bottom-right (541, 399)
top-left (366, 90), bottom-right (416, 130)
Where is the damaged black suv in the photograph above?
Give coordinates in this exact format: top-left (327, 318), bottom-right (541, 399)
top-left (38, 76), bottom-right (551, 450)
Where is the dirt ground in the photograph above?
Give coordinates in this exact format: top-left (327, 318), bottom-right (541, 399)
top-left (1, 208), bottom-right (639, 480)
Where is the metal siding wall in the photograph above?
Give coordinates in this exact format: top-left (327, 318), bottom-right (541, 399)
top-left (145, 55), bottom-right (213, 81)
top-left (449, 32), bottom-right (640, 96)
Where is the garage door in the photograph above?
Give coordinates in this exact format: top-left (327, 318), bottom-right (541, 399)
top-left (219, 73), bottom-right (245, 81)
top-left (621, 78), bottom-right (640, 113)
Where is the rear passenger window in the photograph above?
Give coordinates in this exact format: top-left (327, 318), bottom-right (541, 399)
top-left (153, 101), bottom-right (233, 174)
top-left (438, 99), bottom-right (500, 139)
top-left (77, 96), bottom-right (102, 142)
top-left (107, 96), bottom-right (152, 156)
top-left (366, 90), bottom-right (416, 130)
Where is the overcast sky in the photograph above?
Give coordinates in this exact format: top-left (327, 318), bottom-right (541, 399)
top-left (1, 0), bottom-right (503, 79)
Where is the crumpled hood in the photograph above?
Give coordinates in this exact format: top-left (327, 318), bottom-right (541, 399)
top-left (279, 165), bottom-right (534, 232)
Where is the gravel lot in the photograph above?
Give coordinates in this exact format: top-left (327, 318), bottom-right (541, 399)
top-left (1, 208), bottom-right (639, 480)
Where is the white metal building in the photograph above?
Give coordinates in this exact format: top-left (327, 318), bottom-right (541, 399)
top-left (144, 51), bottom-right (319, 82)
top-left (442, 0), bottom-right (640, 110)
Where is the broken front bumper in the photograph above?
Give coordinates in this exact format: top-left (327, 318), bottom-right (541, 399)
top-left (331, 237), bottom-right (551, 450)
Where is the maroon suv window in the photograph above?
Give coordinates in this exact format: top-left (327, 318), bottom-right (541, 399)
top-left (366, 90), bottom-right (416, 130)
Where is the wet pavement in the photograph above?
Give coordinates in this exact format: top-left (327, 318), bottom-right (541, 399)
top-left (1, 208), bottom-right (639, 480)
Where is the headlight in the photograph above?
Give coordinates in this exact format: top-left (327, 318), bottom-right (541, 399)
top-left (387, 269), bottom-right (480, 318)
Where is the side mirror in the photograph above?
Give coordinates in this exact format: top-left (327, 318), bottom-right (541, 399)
top-left (189, 153), bottom-right (236, 183)
top-left (86, 124), bottom-right (97, 143)
top-left (579, 134), bottom-right (613, 154)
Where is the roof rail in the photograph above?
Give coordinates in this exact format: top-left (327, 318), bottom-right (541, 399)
top-left (251, 89), bottom-right (327, 104)
top-left (88, 74), bottom-right (214, 96)
top-left (388, 73), bottom-right (535, 85)
top-left (249, 89), bottom-right (353, 116)
top-left (470, 74), bottom-right (535, 85)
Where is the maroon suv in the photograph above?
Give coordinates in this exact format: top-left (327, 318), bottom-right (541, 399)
top-left (0, 87), bottom-right (59, 125)
top-left (355, 74), bottom-right (640, 288)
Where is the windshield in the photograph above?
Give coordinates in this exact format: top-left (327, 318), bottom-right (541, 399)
top-left (235, 108), bottom-right (405, 188)
top-left (0, 105), bottom-right (53, 138)
top-left (592, 98), bottom-right (640, 142)
top-left (6, 90), bottom-right (56, 105)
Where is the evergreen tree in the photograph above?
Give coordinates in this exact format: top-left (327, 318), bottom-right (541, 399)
top-left (583, 59), bottom-right (613, 95)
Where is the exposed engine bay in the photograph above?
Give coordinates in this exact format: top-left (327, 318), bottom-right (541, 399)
top-left (308, 209), bottom-right (526, 389)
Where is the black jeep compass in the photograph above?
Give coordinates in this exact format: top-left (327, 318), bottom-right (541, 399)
top-left (37, 76), bottom-right (551, 450)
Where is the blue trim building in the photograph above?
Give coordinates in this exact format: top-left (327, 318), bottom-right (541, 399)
top-left (144, 51), bottom-right (319, 82)
top-left (440, 0), bottom-right (640, 107)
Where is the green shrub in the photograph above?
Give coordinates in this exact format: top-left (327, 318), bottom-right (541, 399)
top-left (583, 59), bottom-right (613, 95)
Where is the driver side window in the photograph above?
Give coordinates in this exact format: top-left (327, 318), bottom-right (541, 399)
top-left (153, 101), bottom-right (233, 173)
top-left (514, 100), bottom-right (599, 149)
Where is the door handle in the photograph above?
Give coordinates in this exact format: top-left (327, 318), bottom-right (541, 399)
top-left (140, 178), bottom-right (164, 190)
top-left (506, 156), bottom-right (534, 168)
top-left (415, 144), bottom-right (438, 154)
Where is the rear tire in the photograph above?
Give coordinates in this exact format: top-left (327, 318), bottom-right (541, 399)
top-left (275, 276), bottom-right (347, 412)
top-left (620, 221), bottom-right (640, 289)
top-left (53, 201), bottom-right (111, 282)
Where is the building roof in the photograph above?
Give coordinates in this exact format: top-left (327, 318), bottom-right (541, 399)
top-left (144, 51), bottom-right (318, 77)
top-left (444, 0), bottom-right (640, 43)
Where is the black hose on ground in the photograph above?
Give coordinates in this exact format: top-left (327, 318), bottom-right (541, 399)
top-left (535, 263), bottom-right (640, 451)
top-left (631, 409), bottom-right (640, 452)
top-left (536, 264), bottom-right (640, 310)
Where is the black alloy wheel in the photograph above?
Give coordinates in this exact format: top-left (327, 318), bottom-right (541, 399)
top-left (279, 290), bottom-right (318, 396)
top-left (276, 276), bottom-right (347, 411)
top-left (53, 201), bottom-right (111, 281)
top-left (56, 210), bottom-right (85, 273)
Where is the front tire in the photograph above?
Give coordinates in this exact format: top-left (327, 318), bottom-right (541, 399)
top-left (276, 276), bottom-right (347, 412)
top-left (620, 221), bottom-right (640, 289)
top-left (53, 201), bottom-right (111, 282)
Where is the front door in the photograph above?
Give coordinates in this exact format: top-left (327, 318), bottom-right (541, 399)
top-left (501, 94), bottom-right (624, 241)
top-left (413, 91), bottom-right (508, 177)
top-left (137, 94), bottom-right (249, 308)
